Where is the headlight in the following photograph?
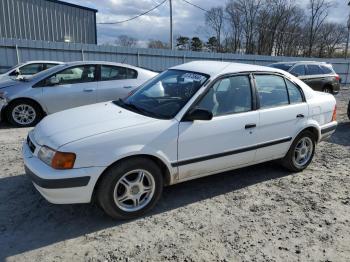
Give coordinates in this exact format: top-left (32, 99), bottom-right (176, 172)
top-left (38, 146), bottom-right (76, 169)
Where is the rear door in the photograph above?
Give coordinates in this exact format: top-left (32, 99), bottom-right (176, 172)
top-left (40, 65), bottom-right (98, 113)
top-left (177, 74), bottom-right (259, 180)
top-left (253, 74), bottom-right (308, 162)
top-left (97, 65), bottom-right (140, 102)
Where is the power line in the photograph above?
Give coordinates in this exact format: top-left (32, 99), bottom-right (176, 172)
top-left (97, 0), bottom-right (168, 25)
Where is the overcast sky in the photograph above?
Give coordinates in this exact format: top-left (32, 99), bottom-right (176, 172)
top-left (64, 0), bottom-right (348, 46)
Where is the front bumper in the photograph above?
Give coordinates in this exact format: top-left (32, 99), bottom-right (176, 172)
top-left (0, 99), bottom-right (7, 122)
top-left (22, 139), bottom-right (105, 204)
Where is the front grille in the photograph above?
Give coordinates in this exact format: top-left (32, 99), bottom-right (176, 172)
top-left (27, 135), bottom-right (36, 153)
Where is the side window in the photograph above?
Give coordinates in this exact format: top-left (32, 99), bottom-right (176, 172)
top-left (286, 79), bottom-right (303, 104)
top-left (19, 63), bottom-right (43, 75)
top-left (45, 65), bottom-right (96, 85)
top-left (306, 65), bottom-right (323, 75)
top-left (45, 63), bottom-right (59, 70)
top-left (196, 75), bottom-right (252, 116)
top-left (127, 68), bottom-right (138, 79)
top-left (255, 75), bottom-right (289, 109)
top-left (290, 65), bottom-right (305, 76)
top-left (101, 65), bottom-right (130, 81)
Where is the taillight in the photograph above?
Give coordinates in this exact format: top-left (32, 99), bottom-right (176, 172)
top-left (332, 105), bottom-right (337, 121)
top-left (335, 75), bottom-right (340, 82)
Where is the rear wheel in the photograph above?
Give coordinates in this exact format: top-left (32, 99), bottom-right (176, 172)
top-left (281, 131), bottom-right (316, 172)
top-left (6, 100), bottom-right (43, 127)
top-left (97, 158), bottom-right (163, 219)
top-left (322, 85), bottom-right (333, 94)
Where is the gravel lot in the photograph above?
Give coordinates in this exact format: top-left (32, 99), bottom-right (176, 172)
top-left (0, 89), bottom-right (349, 262)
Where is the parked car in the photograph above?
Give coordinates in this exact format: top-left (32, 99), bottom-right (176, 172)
top-left (268, 61), bottom-right (341, 94)
top-left (22, 61), bottom-right (337, 219)
top-left (0, 61), bottom-right (63, 82)
top-left (0, 61), bottom-right (157, 127)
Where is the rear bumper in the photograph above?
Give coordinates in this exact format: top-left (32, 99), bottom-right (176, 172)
top-left (320, 121), bottom-right (337, 141)
top-left (22, 140), bottom-right (105, 204)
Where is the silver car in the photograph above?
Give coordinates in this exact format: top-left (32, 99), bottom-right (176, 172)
top-left (0, 60), bottom-right (63, 82)
top-left (0, 61), bottom-right (157, 127)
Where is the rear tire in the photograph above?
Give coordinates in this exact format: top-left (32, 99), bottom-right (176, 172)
top-left (6, 100), bottom-right (43, 127)
top-left (281, 131), bottom-right (316, 172)
top-left (97, 158), bottom-right (163, 220)
top-left (322, 85), bottom-right (333, 94)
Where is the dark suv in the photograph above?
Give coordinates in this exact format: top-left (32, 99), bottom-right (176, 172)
top-left (269, 61), bottom-right (341, 94)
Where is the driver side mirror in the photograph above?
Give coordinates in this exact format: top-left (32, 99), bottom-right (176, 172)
top-left (9, 69), bottom-right (20, 77)
top-left (48, 76), bottom-right (60, 86)
top-left (183, 108), bottom-right (213, 121)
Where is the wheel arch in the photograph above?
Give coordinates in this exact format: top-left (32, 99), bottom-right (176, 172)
top-left (92, 154), bottom-right (172, 201)
top-left (3, 97), bottom-right (47, 120)
top-left (294, 125), bottom-right (320, 144)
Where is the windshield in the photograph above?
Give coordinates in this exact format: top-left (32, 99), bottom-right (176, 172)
top-left (269, 63), bottom-right (294, 72)
top-left (115, 69), bottom-right (209, 119)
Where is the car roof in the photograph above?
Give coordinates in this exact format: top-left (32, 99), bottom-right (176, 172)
top-left (22, 60), bottom-right (64, 64)
top-left (271, 61), bottom-right (328, 65)
top-left (170, 61), bottom-right (286, 76)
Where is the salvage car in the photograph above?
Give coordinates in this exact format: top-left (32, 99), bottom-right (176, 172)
top-left (269, 61), bottom-right (341, 94)
top-left (22, 61), bottom-right (337, 219)
top-left (0, 61), bottom-right (63, 82)
top-left (0, 61), bottom-right (157, 127)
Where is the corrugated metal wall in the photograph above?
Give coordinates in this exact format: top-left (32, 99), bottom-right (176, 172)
top-left (0, 0), bottom-right (97, 44)
top-left (1, 38), bottom-right (349, 84)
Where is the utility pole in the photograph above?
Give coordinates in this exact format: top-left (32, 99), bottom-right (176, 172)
top-left (169, 0), bottom-right (173, 50)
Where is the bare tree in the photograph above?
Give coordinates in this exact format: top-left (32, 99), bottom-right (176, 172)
top-left (225, 1), bottom-right (243, 53)
top-left (316, 23), bottom-right (347, 57)
top-left (115, 35), bottom-right (138, 47)
top-left (306, 0), bottom-right (332, 56)
top-left (205, 7), bottom-right (224, 52)
top-left (148, 39), bottom-right (169, 49)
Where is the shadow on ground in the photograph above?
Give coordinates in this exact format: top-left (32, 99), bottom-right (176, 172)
top-left (0, 162), bottom-right (291, 260)
top-left (328, 121), bottom-right (350, 147)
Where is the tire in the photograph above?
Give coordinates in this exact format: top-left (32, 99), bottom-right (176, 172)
top-left (6, 100), bottom-right (43, 127)
top-left (347, 101), bottom-right (350, 120)
top-left (281, 131), bottom-right (316, 172)
top-left (322, 85), bottom-right (333, 94)
top-left (97, 158), bottom-right (163, 220)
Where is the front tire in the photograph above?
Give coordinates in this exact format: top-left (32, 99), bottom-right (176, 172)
top-left (97, 158), bottom-right (163, 219)
top-left (281, 131), bottom-right (316, 172)
top-left (6, 100), bottom-right (43, 127)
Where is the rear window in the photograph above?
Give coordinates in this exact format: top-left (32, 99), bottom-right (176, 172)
top-left (320, 65), bottom-right (334, 74)
top-left (269, 63), bottom-right (294, 71)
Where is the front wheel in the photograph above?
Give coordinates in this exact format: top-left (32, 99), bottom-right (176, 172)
top-left (6, 100), bottom-right (43, 127)
top-left (97, 158), bottom-right (163, 219)
top-left (281, 131), bottom-right (316, 172)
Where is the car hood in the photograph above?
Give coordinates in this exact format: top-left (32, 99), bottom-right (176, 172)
top-left (33, 102), bottom-right (159, 148)
top-left (0, 78), bottom-right (19, 88)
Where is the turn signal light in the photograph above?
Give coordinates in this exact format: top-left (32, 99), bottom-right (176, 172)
top-left (332, 105), bottom-right (337, 121)
top-left (51, 152), bottom-right (76, 169)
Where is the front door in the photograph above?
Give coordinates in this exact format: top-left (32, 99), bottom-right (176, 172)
top-left (41, 65), bottom-right (98, 114)
top-left (177, 75), bottom-right (259, 180)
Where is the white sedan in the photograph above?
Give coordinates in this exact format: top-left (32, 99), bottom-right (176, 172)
top-left (22, 61), bottom-right (337, 219)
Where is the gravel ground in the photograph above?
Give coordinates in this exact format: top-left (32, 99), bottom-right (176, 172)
top-left (0, 89), bottom-right (349, 262)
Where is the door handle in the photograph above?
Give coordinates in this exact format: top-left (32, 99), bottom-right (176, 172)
top-left (245, 123), bottom-right (256, 129)
top-left (296, 114), bottom-right (305, 118)
top-left (123, 86), bottom-right (133, 89)
top-left (83, 88), bottom-right (96, 92)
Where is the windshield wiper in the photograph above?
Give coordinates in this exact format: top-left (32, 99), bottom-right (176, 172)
top-left (115, 98), bottom-right (155, 117)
